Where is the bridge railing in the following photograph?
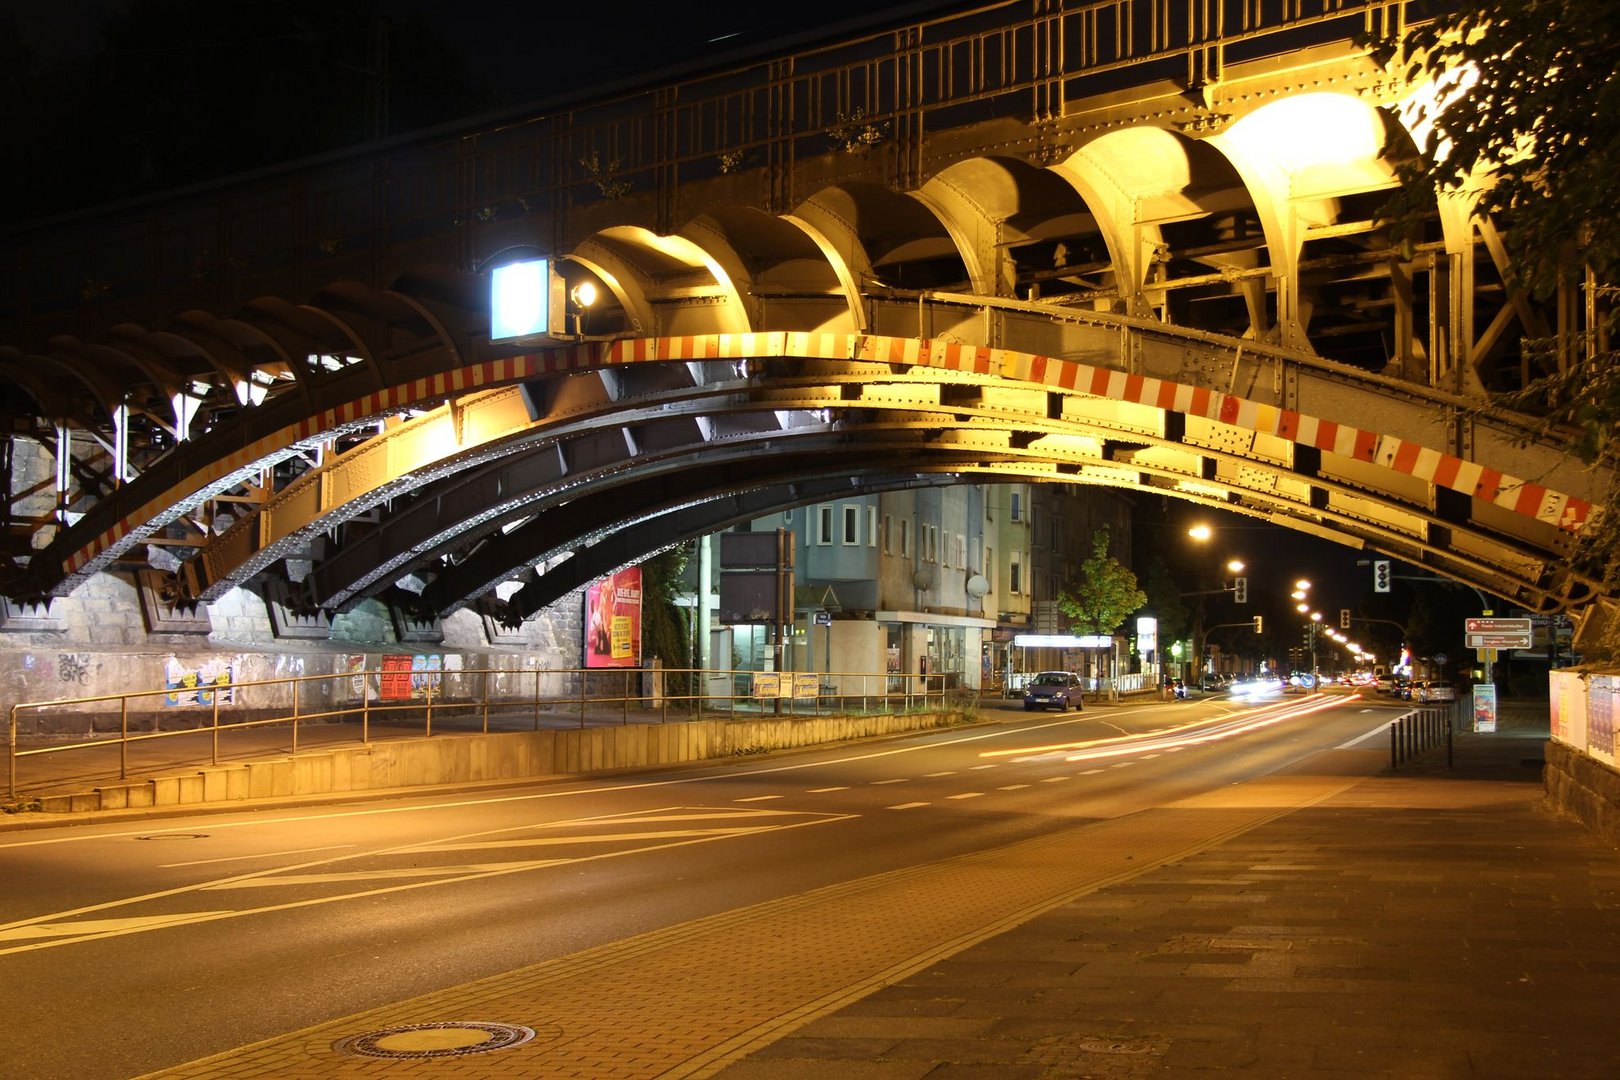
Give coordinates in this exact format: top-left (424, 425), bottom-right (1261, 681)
top-left (5, 664), bottom-right (956, 798)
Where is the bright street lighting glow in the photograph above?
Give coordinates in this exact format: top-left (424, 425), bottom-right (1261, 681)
top-left (1227, 559), bottom-right (1245, 573)
top-left (1188, 524), bottom-right (1212, 541)
top-left (1295, 579), bottom-right (1312, 591)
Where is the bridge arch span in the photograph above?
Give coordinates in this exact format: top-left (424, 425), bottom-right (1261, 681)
top-left (27, 295), bottom-right (1594, 620)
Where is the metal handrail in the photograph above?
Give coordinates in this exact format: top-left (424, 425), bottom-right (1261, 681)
top-left (6, 665), bottom-right (954, 798)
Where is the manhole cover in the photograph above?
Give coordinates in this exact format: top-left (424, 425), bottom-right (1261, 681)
top-left (332, 1021), bottom-right (540, 1059)
top-left (1077, 1039), bottom-right (1156, 1055)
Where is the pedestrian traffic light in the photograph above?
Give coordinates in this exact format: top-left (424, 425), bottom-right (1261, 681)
top-left (1252, 615), bottom-right (1263, 634)
top-left (1340, 608), bottom-right (1351, 629)
top-left (1233, 576), bottom-right (1248, 603)
top-left (1373, 559), bottom-right (1391, 593)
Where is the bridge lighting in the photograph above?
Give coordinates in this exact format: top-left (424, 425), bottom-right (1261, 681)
top-left (570, 280), bottom-right (598, 309)
top-left (490, 257), bottom-right (565, 341)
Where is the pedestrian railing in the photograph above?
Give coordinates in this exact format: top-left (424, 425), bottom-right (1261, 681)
top-left (6, 665), bottom-right (951, 797)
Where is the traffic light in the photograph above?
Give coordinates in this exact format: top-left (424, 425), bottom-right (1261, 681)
top-left (1253, 615), bottom-right (1263, 634)
top-left (1373, 559), bottom-right (1391, 593)
top-left (1340, 608), bottom-right (1351, 629)
top-left (1233, 576), bottom-right (1248, 603)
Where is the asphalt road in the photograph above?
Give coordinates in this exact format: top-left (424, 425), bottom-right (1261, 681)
top-left (0, 691), bottom-right (1404, 1079)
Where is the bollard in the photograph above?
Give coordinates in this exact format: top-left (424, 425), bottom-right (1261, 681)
top-left (1445, 715), bottom-right (1453, 770)
top-left (1391, 721), bottom-right (1399, 770)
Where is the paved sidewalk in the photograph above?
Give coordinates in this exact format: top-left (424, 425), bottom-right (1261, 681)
top-left (715, 708), bottom-right (1620, 1080)
top-left (125, 699), bottom-right (1620, 1079)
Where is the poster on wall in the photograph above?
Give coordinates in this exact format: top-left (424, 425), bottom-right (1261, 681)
top-left (1588, 674), bottom-right (1617, 762)
top-left (1471, 683), bottom-right (1498, 733)
top-left (585, 567), bottom-right (643, 668)
top-left (164, 656), bottom-right (235, 707)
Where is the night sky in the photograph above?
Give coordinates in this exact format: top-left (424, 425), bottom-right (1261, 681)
top-left (11, 0), bottom-right (972, 105)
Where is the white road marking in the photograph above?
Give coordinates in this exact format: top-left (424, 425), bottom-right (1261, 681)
top-left (887, 802), bottom-right (929, 810)
top-left (870, 778), bottom-right (908, 785)
top-left (968, 764), bottom-right (997, 771)
top-left (946, 793), bottom-right (984, 801)
top-left (1, 711), bottom-right (1098, 851)
top-left (1040, 776), bottom-right (1069, 783)
top-left (160, 844), bottom-right (354, 869)
top-left (733, 795), bottom-right (783, 802)
top-left (923, 771), bottom-right (956, 778)
top-left (806, 786), bottom-right (849, 793)
top-left (1080, 769), bottom-right (1105, 775)
top-left (997, 784), bottom-right (1031, 791)
top-left (0, 806), bottom-right (850, 956)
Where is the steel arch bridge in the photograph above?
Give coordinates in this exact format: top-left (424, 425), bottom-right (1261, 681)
top-left (0, 0), bottom-right (1607, 625)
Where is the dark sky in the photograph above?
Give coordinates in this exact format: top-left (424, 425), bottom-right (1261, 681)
top-left (12, 1), bottom-right (969, 103)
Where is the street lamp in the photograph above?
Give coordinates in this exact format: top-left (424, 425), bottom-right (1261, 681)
top-left (1309, 611), bottom-right (1323, 687)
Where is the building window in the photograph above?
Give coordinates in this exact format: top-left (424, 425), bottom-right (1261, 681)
top-left (883, 514), bottom-right (894, 554)
top-left (867, 505), bottom-right (878, 547)
top-left (954, 533), bottom-right (966, 568)
top-left (1010, 491), bottom-right (1022, 522)
top-left (924, 524), bottom-right (938, 563)
top-left (842, 504), bottom-right (859, 545)
top-left (984, 546), bottom-right (994, 592)
top-left (1009, 550), bottom-right (1022, 595)
top-left (817, 504), bottom-right (833, 545)
top-left (900, 519), bottom-right (912, 557)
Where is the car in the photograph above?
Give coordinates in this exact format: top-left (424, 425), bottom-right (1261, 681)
top-left (1023, 671), bottom-right (1084, 711)
top-left (1416, 680), bottom-right (1458, 704)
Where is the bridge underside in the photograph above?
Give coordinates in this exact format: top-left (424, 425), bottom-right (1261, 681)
top-left (0, 2), bottom-right (1607, 622)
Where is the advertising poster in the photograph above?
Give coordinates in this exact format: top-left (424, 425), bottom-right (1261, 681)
top-left (1588, 674), bottom-right (1617, 762)
top-left (1471, 682), bottom-right (1497, 733)
top-left (1548, 669), bottom-right (1587, 750)
top-left (164, 656), bottom-right (235, 707)
top-left (379, 655), bottom-right (416, 701)
top-left (585, 567), bottom-right (643, 668)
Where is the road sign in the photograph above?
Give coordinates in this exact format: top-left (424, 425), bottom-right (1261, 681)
top-left (1464, 617), bottom-right (1531, 649)
top-left (1465, 617), bottom-right (1532, 634)
top-left (814, 610), bottom-right (832, 626)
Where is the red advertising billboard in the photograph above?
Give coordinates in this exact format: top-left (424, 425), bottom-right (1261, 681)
top-left (585, 567), bottom-right (642, 668)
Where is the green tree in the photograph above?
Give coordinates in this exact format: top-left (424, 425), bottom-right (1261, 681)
top-left (1137, 555), bottom-right (1190, 645)
top-left (1380, 1), bottom-right (1620, 651)
top-left (1056, 528), bottom-right (1147, 635)
top-left (639, 546), bottom-right (692, 686)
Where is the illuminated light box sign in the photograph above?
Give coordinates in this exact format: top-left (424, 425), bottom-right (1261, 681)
top-left (1013, 634), bottom-right (1112, 648)
top-left (490, 258), bottom-right (566, 341)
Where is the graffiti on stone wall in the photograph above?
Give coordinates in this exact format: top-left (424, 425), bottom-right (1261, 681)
top-left (58, 653), bottom-right (92, 684)
top-left (164, 656), bottom-right (236, 707)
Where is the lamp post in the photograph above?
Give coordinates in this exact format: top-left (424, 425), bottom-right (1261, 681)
top-left (1309, 610), bottom-right (1323, 687)
top-left (1184, 525), bottom-right (1247, 682)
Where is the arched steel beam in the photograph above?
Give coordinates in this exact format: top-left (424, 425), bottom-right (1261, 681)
top-left (490, 473), bottom-right (966, 622)
top-left (24, 317), bottom-right (1605, 609)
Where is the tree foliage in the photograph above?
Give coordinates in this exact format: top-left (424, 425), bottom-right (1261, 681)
top-left (639, 546), bottom-right (692, 680)
top-left (1137, 555), bottom-right (1190, 645)
top-left (1056, 528), bottom-right (1147, 636)
top-left (1384, 1), bottom-right (1620, 650)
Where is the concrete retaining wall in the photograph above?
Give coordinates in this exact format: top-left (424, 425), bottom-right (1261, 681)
top-left (1545, 741), bottom-right (1620, 849)
top-left (37, 709), bottom-right (972, 814)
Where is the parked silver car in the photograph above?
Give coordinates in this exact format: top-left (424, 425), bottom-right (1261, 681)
top-left (1416, 680), bottom-right (1458, 704)
top-left (1023, 671), bottom-right (1085, 711)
